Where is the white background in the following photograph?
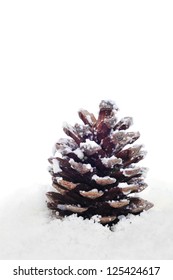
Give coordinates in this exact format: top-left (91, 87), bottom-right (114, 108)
top-left (0, 0), bottom-right (173, 200)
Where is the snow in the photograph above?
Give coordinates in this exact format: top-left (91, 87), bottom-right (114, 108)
top-left (80, 139), bottom-right (100, 149)
top-left (84, 188), bottom-right (101, 193)
top-left (73, 148), bottom-right (84, 159)
top-left (55, 138), bottom-right (77, 155)
top-left (86, 114), bottom-right (92, 124)
top-left (69, 159), bottom-right (93, 174)
top-left (92, 174), bottom-right (116, 185)
top-left (80, 189), bottom-right (104, 199)
top-left (122, 167), bottom-right (148, 177)
top-left (0, 177), bottom-right (173, 259)
top-left (54, 150), bottom-right (63, 158)
top-left (52, 159), bottom-right (62, 173)
top-left (99, 100), bottom-right (119, 111)
top-left (101, 156), bottom-right (122, 168)
top-left (80, 139), bottom-right (101, 155)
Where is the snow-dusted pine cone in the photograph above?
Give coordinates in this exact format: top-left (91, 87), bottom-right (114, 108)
top-left (47, 100), bottom-right (153, 226)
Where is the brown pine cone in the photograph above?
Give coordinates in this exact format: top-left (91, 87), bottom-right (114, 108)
top-left (47, 100), bottom-right (153, 226)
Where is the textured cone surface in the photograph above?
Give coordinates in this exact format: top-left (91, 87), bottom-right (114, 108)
top-left (47, 100), bottom-right (153, 226)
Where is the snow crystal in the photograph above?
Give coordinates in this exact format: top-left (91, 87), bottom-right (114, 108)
top-left (52, 159), bottom-right (62, 173)
top-left (92, 174), bottom-right (116, 185)
top-left (118, 183), bottom-right (138, 195)
top-left (80, 139), bottom-right (101, 155)
top-left (69, 159), bottom-right (93, 174)
top-left (87, 188), bottom-right (99, 193)
top-left (80, 189), bottom-right (104, 199)
top-left (99, 100), bottom-right (119, 111)
top-left (86, 115), bottom-right (92, 124)
top-left (60, 146), bottom-right (72, 155)
top-left (73, 148), bottom-right (84, 159)
top-left (101, 156), bottom-right (122, 168)
top-left (122, 167), bottom-right (148, 178)
top-left (80, 139), bottom-right (100, 149)
top-left (84, 164), bottom-right (93, 171)
top-left (118, 182), bottom-right (128, 188)
top-left (56, 177), bottom-right (63, 183)
top-left (80, 188), bottom-right (103, 194)
top-left (54, 150), bottom-right (63, 158)
top-left (57, 138), bottom-right (77, 149)
top-left (108, 199), bottom-right (128, 203)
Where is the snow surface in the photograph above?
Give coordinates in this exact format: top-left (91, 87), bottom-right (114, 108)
top-left (0, 177), bottom-right (172, 260)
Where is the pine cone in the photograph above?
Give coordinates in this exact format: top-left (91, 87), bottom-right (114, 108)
top-left (47, 100), bottom-right (153, 226)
